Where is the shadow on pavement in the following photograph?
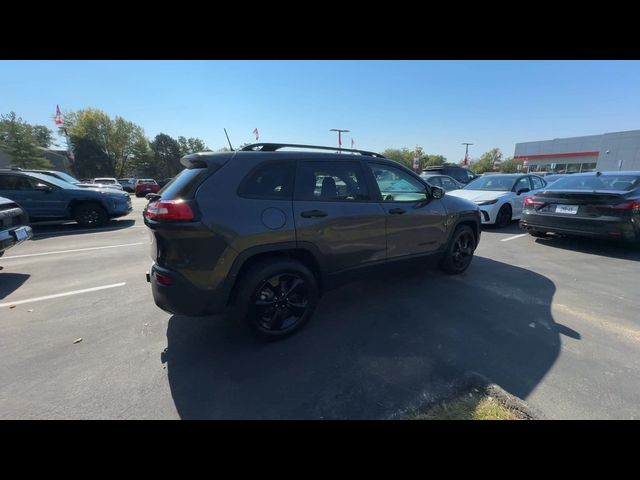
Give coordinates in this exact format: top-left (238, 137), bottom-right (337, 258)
top-left (534, 235), bottom-right (640, 262)
top-left (0, 273), bottom-right (30, 300)
top-left (31, 219), bottom-right (137, 240)
top-left (481, 220), bottom-right (522, 235)
top-left (163, 256), bottom-right (573, 419)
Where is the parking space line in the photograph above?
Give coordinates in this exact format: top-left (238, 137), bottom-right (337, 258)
top-left (33, 225), bottom-right (145, 237)
top-left (2, 242), bottom-right (146, 259)
top-left (0, 282), bottom-right (127, 308)
top-left (500, 234), bottom-right (528, 242)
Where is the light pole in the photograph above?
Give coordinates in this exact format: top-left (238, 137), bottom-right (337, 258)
top-left (461, 143), bottom-right (473, 168)
top-left (330, 129), bottom-right (350, 153)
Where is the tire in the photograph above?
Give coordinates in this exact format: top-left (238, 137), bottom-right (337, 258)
top-left (230, 258), bottom-right (320, 340)
top-left (439, 225), bottom-right (476, 274)
top-left (73, 203), bottom-right (108, 228)
top-left (494, 204), bottom-right (512, 228)
top-left (528, 230), bottom-right (549, 238)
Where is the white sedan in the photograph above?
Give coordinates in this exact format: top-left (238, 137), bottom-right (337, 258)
top-left (447, 174), bottom-right (548, 227)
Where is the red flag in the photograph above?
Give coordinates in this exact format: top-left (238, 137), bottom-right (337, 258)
top-left (338, 131), bottom-right (342, 148)
top-left (463, 151), bottom-right (469, 166)
top-left (252, 128), bottom-right (259, 141)
top-left (54, 105), bottom-right (63, 125)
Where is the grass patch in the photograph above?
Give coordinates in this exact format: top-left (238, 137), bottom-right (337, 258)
top-left (406, 389), bottom-right (524, 420)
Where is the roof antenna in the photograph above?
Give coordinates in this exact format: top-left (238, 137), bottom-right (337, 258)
top-left (224, 128), bottom-right (234, 151)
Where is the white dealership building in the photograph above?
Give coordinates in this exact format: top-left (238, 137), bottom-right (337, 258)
top-left (514, 129), bottom-right (640, 173)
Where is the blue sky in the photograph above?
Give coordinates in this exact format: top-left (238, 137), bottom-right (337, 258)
top-left (2, 60), bottom-right (640, 161)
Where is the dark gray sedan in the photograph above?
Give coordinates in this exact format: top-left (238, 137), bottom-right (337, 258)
top-left (520, 171), bottom-right (640, 241)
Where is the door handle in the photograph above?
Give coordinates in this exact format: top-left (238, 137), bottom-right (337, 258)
top-left (300, 210), bottom-right (328, 218)
top-left (388, 208), bottom-right (406, 215)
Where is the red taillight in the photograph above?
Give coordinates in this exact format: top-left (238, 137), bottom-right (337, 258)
top-left (524, 196), bottom-right (544, 207)
top-left (144, 200), bottom-right (194, 221)
top-left (611, 200), bottom-right (640, 210)
top-left (154, 271), bottom-right (173, 286)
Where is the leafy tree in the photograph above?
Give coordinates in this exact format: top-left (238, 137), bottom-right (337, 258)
top-left (499, 157), bottom-right (524, 173)
top-left (470, 148), bottom-right (501, 174)
top-left (177, 136), bottom-right (208, 156)
top-left (423, 154), bottom-right (447, 167)
top-left (382, 148), bottom-right (414, 168)
top-left (70, 137), bottom-right (111, 178)
top-left (0, 112), bottom-right (52, 168)
top-left (30, 125), bottom-right (54, 148)
top-left (64, 108), bottom-right (148, 177)
top-left (150, 133), bottom-right (182, 178)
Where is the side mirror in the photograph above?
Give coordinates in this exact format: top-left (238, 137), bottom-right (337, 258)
top-left (431, 185), bottom-right (445, 199)
top-left (517, 188), bottom-right (530, 195)
top-left (35, 183), bottom-right (53, 193)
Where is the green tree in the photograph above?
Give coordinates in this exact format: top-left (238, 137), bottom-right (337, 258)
top-left (470, 148), bottom-right (501, 174)
top-left (423, 154), bottom-right (447, 167)
top-left (499, 157), bottom-right (523, 173)
top-left (0, 112), bottom-right (52, 168)
top-left (64, 108), bottom-right (148, 177)
top-left (177, 136), bottom-right (209, 156)
top-left (382, 148), bottom-right (415, 169)
top-left (150, 133), bottom-right (182, 178)
top-left (29, 125), bottom-right (54, 148)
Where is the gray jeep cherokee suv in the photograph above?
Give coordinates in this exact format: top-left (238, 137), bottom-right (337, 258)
top-left (144, 143), bottom-right (481, 339)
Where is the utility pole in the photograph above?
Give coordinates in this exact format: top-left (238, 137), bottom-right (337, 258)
top-left (330, 129), bottom-right (350, 153)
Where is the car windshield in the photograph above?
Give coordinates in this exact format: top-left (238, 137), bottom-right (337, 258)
top-left (464, 176), bottom-right (516, 191)
top-left (546, 175), bottom-right (640, 191)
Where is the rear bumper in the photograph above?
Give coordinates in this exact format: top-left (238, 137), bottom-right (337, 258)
top-left (146, 263), bottom-right (230, 316)
top-left (0, 225), bottom-right (33, 253)
top-left (520, 212), bottom-right (639, 241)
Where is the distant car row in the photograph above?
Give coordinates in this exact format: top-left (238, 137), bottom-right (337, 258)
top-left (116, 177), bottom-right (173, 193)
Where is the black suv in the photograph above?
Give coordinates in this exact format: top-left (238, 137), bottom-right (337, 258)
top-left (144, 143), bottom-right (481, 338)
top-left (422, 165), bottom-right (478, 184)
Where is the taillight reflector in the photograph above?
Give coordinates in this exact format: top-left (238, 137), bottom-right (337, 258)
top-left (524, 196), bottom-right (544, 206)
top-left (611, 200), bottom-right (640, 210)
top-left (144, 200), bottom-right (194, 221)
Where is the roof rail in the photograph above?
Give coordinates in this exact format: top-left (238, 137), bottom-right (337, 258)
top-left (240, 143), bottom-right (386, 158)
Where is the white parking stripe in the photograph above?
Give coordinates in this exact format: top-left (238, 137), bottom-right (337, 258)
top-left (2, 242), bottom-right (145, 259)
top-left (0, 283), bottom-right (126, 308)
top-left (501, 233), bottom-right (528, 242)
top-left (33, 225), bottom-right (145, 237)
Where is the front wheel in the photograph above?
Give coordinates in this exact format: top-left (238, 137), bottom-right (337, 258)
top-left (230, 259), bottom-right (320, 340)
top-left (73, 203), bottom-right (108, 228)
top-left (439, 225), bottom-right (476, 274)
top-left (494, 204), bottom-right (512, 228)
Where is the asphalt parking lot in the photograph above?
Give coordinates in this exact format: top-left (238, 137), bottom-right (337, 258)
top-left (1, 197), bottom-right (639, 419)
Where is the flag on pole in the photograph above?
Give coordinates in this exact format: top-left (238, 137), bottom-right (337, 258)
top-left (252, 128), bottom-right (259, 141)
top-left (338, 131), bottom-right (342, 148)
top-left (54, 105), bottom-right (63, 125)
top-left (351, 138), bottom-right (355, 149)
top-left (463, 151), bottom-right (469, 167)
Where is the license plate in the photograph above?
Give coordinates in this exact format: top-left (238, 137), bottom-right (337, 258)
top-left (14, 226), bottom-right (29, 241)
top-left (555, 205), bottom-right (578, 215)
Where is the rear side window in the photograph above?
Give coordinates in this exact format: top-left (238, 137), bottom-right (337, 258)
top-left (161, 168), bottom-right (208, 199)
top-left (445, 168), bottom-right (467, 183)
top-left (295, 161), bottom-right (370, 202)
top-left (531, 176), bottom-right (545, 189)
top-left (239, 161), bottom-right (295, 200)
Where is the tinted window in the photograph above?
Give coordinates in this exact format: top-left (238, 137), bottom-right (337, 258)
top-left (295, 161), bottom-right (369, 201)
top-left (240, 161), bottom-right (295, 200)
top-left (531, 176), bottom-right (545, 189)
top-left (425, 176), bottom-right (441, 187)
top-left (369, 164), bottom-right (427, 202)
top-left (0, 175), bottom-right (36, 191)
top-left (514, 177), bottom-right (531, 192)
top-left (162, 167), bottom-right (208, 200)
top-left (440, 176), bottom-right (459, 190)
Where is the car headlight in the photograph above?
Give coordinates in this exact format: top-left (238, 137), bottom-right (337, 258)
top-left (475, 199), bottom-right (499, 206)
